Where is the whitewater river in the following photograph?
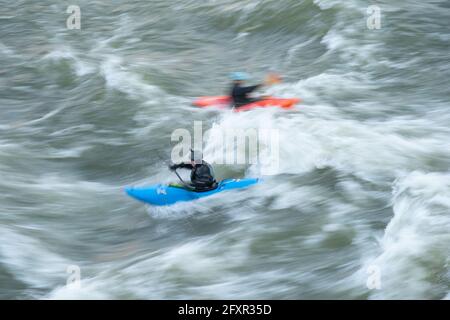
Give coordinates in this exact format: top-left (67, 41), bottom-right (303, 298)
top-left (0, 0), bottom-right (449, 299)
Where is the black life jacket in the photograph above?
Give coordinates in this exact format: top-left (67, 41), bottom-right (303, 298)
top-left (230, 83), bottom-right (260, 107)
top-left (191, 161), bottom-right (216, 188)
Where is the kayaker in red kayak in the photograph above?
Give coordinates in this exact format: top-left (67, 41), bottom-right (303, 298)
top-left (229, 72), bottom-right (281, 108)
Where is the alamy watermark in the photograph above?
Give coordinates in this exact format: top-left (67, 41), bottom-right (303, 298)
top-left (171, 121), bottom-right (280, 175)
top-left (66, 265), bottom-right (81, 289)
top-left (366, 265), bottom-right (381, 290)
top-left (66, 5), bottom-right (81, 30)
top-left (366, 5), bottom-right (381, 30)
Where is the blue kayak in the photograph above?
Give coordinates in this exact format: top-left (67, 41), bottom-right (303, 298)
top-left (125, 178), bottom-right (260, 206)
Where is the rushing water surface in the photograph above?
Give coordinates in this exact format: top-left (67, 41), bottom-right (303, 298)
top-left (0, 0), bottom-right (449, 299)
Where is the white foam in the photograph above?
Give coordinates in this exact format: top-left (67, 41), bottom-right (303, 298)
top-left (362, 172), bottom-right (450, 299)
top-left (100, 55), bottom-right (162, 99)
top-left (43, 48), bottom-right (95, 77)
top-left (46, 234), bottom-right (253, 299)
top-left (202, 102), bottom-right (450, 186)
top-left (0, 227), bottom-right (71, 290)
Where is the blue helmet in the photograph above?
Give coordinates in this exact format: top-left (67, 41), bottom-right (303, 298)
top-left (230, 72), bottom-right (250, 81)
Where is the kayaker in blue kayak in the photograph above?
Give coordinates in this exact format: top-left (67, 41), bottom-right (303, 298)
top-left (229, 72), bottom-right (282, 108)
top-left (169, 149), bottom-right (218, 192)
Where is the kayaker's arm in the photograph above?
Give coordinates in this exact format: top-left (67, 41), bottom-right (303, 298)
top-left (231, 83), bottom-right (264, 107)
top-left (235, 84), bottom-right (263, 95)
top-left (169, 163), bottom-right (194, 171)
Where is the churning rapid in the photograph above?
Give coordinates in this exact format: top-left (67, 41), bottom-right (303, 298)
top-left (1, 0), bottom-right (449, 299)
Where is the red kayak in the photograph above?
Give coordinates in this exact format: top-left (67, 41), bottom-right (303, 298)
top-left (193, 96), bottom-right (301, 112)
